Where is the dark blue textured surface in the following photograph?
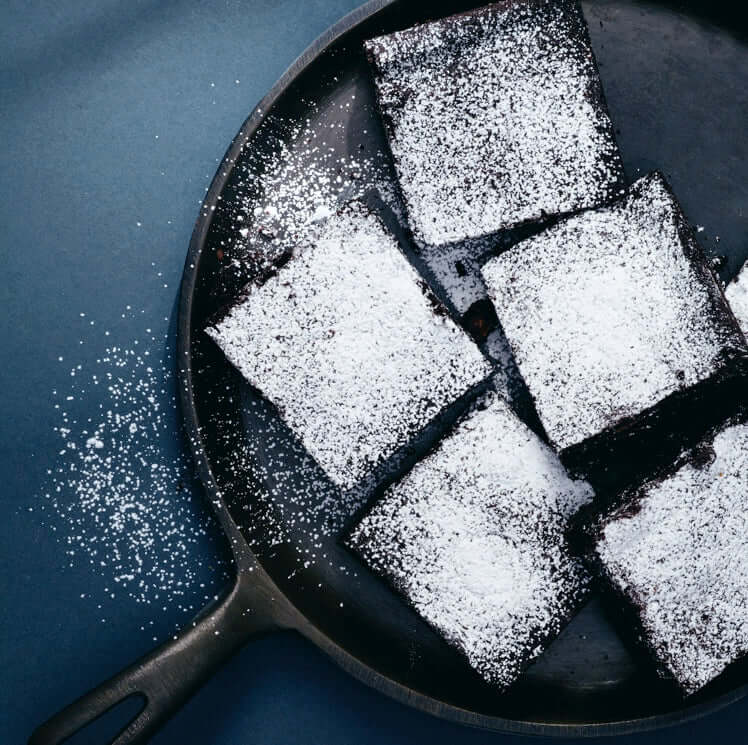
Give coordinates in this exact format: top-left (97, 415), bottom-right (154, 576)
top-left (0, 1), bottom-right (745, 743)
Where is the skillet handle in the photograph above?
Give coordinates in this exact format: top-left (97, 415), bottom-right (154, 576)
top-left (28, 572), bottom-right (281, 745)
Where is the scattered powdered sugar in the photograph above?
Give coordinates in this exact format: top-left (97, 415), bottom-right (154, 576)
top-left (482, 171), bottom-right (747, 453)
top-left (726, 260), bottom-right (748, 335)
top-left (365, 0), bottom-right (624, 249)
top-left (348, 393), bottom-right (593, 689)
top-left (41, 307), bottom-right (228, 611)
top-left (206, 201), bottom-right (491, 491)
top-left (594, 418), bottom-right (748, 695)
top-left (213, 101), bottom-right (401, 296)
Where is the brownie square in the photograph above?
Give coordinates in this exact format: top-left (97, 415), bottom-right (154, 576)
top-left (205, 200), bottom-right (491, 492)
top-left (347, 393), bottom-right (594, 689)
top-left (726, 260), bottom-right (748, 334)
top-left (364, 0), bottom-right (624, 251)
top-left (587, 414), bottom-right (748, 695)
top-left (482, 172), bottom-right (748, 480)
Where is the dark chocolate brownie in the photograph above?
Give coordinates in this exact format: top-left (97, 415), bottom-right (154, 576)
top-left (482, 171), bottom-right (748, 486)
top-left (364, 0), bottom-right (625, 251)
top-left (347, 393), bottom-right (594, 690)
top-left (206, 199), bottom-right (491, 491)
top-left (584, 412), bottom-right (748, 696)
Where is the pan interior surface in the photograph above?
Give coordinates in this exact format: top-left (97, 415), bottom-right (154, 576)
top-left (186, 0), bottom-right (748, 728)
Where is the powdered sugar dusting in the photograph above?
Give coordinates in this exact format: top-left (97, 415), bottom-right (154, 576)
top-left (595, 419), bottom-right (748, 695)
top-left (726, 260), bottom-right (748, 335)
top-left (211, 101), bottom-right (401, 301)
top-left (207, 201), bottom-right (491, 491)
top-left (41, 308), bottom-right (228, 611)
top-left (366, 0), bottom-right (624, 249)
top-left (349, 394), bottom-right (593, 689)
top-left (483, 172), bottom-right (746, 452)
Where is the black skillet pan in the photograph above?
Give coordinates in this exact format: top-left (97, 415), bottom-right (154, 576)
top-left (29, 1), bottom-right (748, 743)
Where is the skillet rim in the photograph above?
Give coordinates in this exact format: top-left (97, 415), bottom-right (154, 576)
top-left (176, 0), bottom-right (748, 735)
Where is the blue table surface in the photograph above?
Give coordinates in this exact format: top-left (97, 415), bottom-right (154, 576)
top-left (1, 1), bottom-right (745, 743)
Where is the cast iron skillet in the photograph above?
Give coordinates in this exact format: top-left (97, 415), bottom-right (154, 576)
top-left (30, 1), bottom-right (748, 743)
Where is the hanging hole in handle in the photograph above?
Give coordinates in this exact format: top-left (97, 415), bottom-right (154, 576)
top-left (59, 694), bottom-right (146, 745)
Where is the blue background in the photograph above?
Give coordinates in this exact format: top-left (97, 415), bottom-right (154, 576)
top-left (0, 1), bottom-right (744, 743)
